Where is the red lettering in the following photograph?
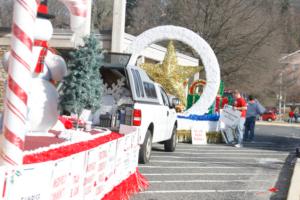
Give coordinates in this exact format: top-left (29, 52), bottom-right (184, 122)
top-left (52, 175), bottom-right (67, 188)
top-left (84, 185), bottom-right (92, 195)
top-left (98, 151), bottom-right (108, 159)
top-left (70, 186), bottom-right (79, 197)
top-left (73, 175), bottom-right (80, 184)
top-left (86, 162), bottom-right (96, 172)
top-left (51, 188), bottom-right (65, 200)
top-left (98, 162), bottom-right (106, 171)
top-left (84, 175), bottom-right (94, 185)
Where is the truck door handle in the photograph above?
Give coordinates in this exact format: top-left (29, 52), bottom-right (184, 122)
top-left (167, 111), bottom-right (169, 116)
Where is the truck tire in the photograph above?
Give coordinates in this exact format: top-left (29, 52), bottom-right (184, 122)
top-left (164, 125), bottom-right (177, 152)
top-left (139, 129), bottom-right (152, 164)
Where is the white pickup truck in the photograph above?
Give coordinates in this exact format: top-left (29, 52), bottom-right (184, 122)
top-left (99, 53), bottom-right (178, 164)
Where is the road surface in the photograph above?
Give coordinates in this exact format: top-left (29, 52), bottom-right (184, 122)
top-left (133, 124), bottom-right (300, 200)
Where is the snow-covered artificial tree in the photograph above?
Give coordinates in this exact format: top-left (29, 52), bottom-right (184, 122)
top-left (60, 34), bottom-right (104, 126)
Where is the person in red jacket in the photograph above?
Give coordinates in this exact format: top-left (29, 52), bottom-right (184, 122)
top-left (233, 90), bottom-right (247, 147)
top-left (289, 110), bottom-right (295, 123)
top-left (221, 97), bottom-right (229, 108)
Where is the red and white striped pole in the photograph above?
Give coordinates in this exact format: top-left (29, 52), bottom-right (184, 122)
top-left (0, 0), bottom-right (39, 165)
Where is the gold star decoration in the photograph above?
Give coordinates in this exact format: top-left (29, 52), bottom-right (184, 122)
top-left (140, 41), bottom-right (203, 106)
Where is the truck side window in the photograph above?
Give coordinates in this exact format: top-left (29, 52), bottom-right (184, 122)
top-left (143, 82), bottom-right (157, 99)
top-left (160, 88), bottom-right (170, 107)
top-left (134, 70), bottom-right (145, 97)
top-left (131, 69), bottom-right (140, 97)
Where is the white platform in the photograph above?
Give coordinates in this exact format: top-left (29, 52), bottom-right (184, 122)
top-left (177, 118), bottom-right (219, 132)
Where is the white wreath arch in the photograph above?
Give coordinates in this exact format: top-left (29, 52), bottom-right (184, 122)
top-left (126, 25), bottom-right (220, 115)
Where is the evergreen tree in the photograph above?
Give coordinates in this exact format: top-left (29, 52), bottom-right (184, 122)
top-left (60, 34), bottom-right (104, 122)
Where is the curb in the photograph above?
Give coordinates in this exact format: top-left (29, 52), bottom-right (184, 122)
top-left (287, 158), bottom-right (300, 200)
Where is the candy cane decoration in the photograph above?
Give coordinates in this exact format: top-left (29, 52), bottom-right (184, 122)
top-left (0, 0), bottom-right (89, 166)
top-left (61, 0), bottom-right (91, 39)
top-left (0, 0), bottom-right (38, 166)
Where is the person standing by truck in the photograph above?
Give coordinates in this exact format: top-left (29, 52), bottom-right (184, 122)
top-left (233, 90), bottom-right (247, 148)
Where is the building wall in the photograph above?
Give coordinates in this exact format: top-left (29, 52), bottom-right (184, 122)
top-left (0, 30), bottom-right (200, 111)
top-left (0, 31), bottom-right (199, 65)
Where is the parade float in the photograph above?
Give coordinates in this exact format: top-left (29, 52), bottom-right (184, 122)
top-left (0, 1), bottom-right (147, 199)
top-left (177, 80), bottom-right (229, 143)
top-left (126, 26), bottom-right (221, 145)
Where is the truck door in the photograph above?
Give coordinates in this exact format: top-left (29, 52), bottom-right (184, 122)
top-left (159, 87), bottom-right (173, 140)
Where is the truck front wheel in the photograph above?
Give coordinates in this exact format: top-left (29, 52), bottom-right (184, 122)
top-left (164, 126), bottom-right (177, 152)
top-left (139, 129), bottom-right (152, 164)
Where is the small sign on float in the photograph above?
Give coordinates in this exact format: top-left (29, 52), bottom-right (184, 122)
top-left (191, 129), bottom-right (207, 145)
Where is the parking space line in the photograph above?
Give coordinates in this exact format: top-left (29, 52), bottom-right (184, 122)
top-left (140, 166), bottom-right (259, 169)
top-left (150, 160), bottom-right (238, 164)
top-left (148, 160), bottom-right (285, 166)
top-left (154, 151), bottom-right (290, 156)
top-left (171, 148), bottom-right (286, 152)
top-left (143, 173), bottom-right (278, 176)
top-left (151, 155), bottom-right (286, 160)
top-left (173, 146), bottom-right (292, 150)
top-left (174, 144), bottom-right (295, 148)
top-left (148, 179), bottom-right (271, 183)
top-left (141, 189), bottom-right (266, 194)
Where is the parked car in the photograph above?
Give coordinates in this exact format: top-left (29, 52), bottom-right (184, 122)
top-left (261, 111), bottom-right (277, 122)
top-left (265, 107), bottom-right (278, 114)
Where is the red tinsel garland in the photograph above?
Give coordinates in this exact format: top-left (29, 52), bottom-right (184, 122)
top-left (102, 168), bottom-right (149, 200)
top-left (23, 132), bottom-right (122, 164)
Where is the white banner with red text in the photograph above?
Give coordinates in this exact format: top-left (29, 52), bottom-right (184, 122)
top-left (0, 129), bottom-right (144, 200)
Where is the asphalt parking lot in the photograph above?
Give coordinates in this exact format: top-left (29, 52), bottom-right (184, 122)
top-left (132, 125), bottom-right (299, 200)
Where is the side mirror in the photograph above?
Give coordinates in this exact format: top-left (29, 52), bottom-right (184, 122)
top-left (171, 97), bottom-right (180, 108)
